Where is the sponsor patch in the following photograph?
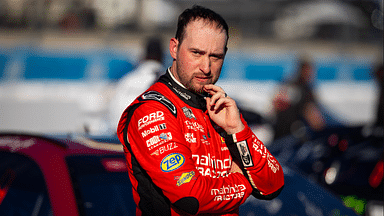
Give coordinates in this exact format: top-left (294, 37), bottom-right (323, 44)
top-left (221, 147), bottom-right (228, 151)
top-left (159, 123), bottom-right (167, 130)
top-left (151, 142), bottom-right (178, 156)
top-left (146, 132), bottom-right (173, 150)
top-left (161, 153), bottom-right (185, 172)
top-left (211, 184), bottom-right (246, 201)
top-left (138, 111), bottom-right (164, 130)
top-left (175, 171), bottom-right (196, 186)
top-left (159, 133), bottom-right (168, 140)
top-left (173, 86), bottom-right (192, 100)
top-left (140, 91), bottom-right (177, 117)
top-left (185, 120), bottom-right (204, 132)
top-left (141, 125), bottom-right (159, 138)
top-left (252, 136), bottom-right (280, 173)
top-left (185, 133), bottom-right (197, 143)
top-left (182, 107), bottom-right (196, 120)
top-left (236, 141), bottom-right (254, 167)
top-left (200, 138), bottom-right (210, 145)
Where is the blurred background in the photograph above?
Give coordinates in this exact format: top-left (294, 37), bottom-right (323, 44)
top-left (0, 0), bottom-right (382, 136)
top-left (0, 1), bottom-right (383, 215)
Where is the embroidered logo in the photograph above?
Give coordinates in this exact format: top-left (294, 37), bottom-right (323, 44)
top-left (236, 141), bottom-right (254, 167)
top-left (185, 133), bottom-right (197, 143)
top-left (159, 123), bottom-right (167, 130)
top-left (141, 91), bottom-right (177, 117)
top-left (175, 171), bottom-right (196, 186)
top-left (161, 153), bottom-right (185, 172)
top-left (182, 107), bottom-right (196, 120)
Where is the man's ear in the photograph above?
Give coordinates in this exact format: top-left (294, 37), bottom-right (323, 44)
top-left (169, 38), bottom-right (179, 60)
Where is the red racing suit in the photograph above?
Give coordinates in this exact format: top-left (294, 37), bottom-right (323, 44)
top-left (117, 70), bottom-right (284, 215)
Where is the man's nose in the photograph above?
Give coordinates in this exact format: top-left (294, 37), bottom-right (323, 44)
top-left (200, 56), bottom-right (211, 74)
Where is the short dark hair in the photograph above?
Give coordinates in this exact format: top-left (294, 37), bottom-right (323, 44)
top-left (175, 5), bottom-right (229, 46)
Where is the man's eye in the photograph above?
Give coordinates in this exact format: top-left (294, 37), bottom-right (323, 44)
top-left (211, 55), bottom-right (223, 60)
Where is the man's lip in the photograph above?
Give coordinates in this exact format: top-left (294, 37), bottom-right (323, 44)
top-left (195, 76), bottom-right (211, 80)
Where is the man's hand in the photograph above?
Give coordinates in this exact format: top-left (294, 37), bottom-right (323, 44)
top-left (203, 84), bottom-right (245, 135)
top-left (230, 160), bottom-right (243, 174)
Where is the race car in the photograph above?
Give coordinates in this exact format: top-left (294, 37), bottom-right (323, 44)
top-left (0, 133), bottom-right (136, 216)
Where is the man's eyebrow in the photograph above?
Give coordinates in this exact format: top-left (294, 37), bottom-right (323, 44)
top-left (189, 48), bottom-right (205, 53)
top-left (189, 48), bottom-right (225, 57)
top-left (211, 52), bottom-right (225, 58)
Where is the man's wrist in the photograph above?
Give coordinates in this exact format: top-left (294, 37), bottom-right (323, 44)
top-left (225, 124), bottom-right (245, 136)
top-left (226, 125), bottom-right (252, 143)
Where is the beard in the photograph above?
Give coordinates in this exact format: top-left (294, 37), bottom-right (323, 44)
top-left (185, 81), bottom-right (205, 94)
top-left (174, 63), bottom-right (220, 95)
top-left (183, 74), bottom-right (218, 95)
top-left (175, 66), bottom-right (202, 94)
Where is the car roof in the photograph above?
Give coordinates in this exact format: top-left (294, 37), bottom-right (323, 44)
top-left (0, 132), bottom-right (124, 157)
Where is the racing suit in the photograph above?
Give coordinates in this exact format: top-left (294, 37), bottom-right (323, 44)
top-left (117, 69), bottom-right (284, 215)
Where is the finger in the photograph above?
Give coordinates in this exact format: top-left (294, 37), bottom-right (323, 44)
top-left (206, 97), bottom-right (222, 112)
top-left (209, 91), bottom-right (227, 106)
top-left (203, 84), bottom-right (224, 95)
top-left (214, 99), bottom-right (226, 112)
top-left (207, 96), bottom-right (226, 112)
top-left (213, 97), bottom-right (233, 111)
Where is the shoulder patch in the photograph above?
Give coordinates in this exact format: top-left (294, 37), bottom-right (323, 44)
top-left (161, 153), bottom-right (185, 172)
top-left (139, 91), bottom-right (177, 117)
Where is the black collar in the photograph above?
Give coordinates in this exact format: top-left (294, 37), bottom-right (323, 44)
top-left (158, 70), bottom-right (208, 111)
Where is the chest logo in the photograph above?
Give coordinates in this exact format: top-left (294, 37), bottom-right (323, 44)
top-left (161, 153), bottom-right (185, 172)
top-left (182, 107), bottom-right (196, 120)
top-left (185, 133), bottom-right (197, 143)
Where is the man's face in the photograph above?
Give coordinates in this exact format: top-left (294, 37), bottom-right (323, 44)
top-left (170, 19), bottom-right (227, 94)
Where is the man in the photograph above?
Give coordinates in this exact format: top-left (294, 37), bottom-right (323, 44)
top-left (272, 58), bottom-right (325, 140)
top-left (117, 5), bottom-right (284, 215)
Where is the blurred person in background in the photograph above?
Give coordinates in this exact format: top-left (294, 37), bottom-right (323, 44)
top-left (58, 0), bottom-right (96, 31)
top-left (272, 57), bottom-right (326, 141)
top-left (1, 0), bottom-right (27, 28)
top-left (117, 5), bottom-right (284, 216)
top-left (373, 63), bottom-right (384, 135)
top-left (109, 37), bottom-right (164, 132)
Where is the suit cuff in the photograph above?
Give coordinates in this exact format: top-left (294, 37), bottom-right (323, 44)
top-left (229, 126), bottom-right (253, 143)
